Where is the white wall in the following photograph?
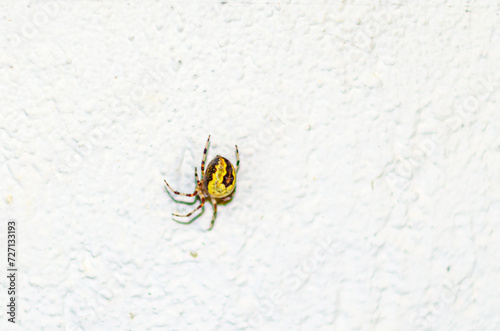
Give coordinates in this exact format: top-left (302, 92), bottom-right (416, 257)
top-left (1, 1), bottom-right (499, 330)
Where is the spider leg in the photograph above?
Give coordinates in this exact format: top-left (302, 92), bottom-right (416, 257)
top-left (173, 194), bottom-right (205, 219)
top-left (201, 135), bottom-right (211, 180)
top-left (194, 167), bottom-right (199, 182)
top-left (208, 198), bottom-right (218, 231)
top-left (235, 144), bottom-right (240, 173)
top-left (164, 179), bottom-right (197, 197)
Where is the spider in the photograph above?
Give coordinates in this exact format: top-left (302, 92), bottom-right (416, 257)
top-left (164, 135), bottom-right (239, 231)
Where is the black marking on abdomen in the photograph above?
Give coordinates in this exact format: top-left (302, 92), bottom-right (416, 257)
top-left (203, 156), bottom-right (221, 188)
top-left (221, 157), bottom-right (234, 186)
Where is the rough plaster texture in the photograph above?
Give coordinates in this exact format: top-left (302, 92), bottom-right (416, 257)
top-left (1, 1), bottom-right (499, 330)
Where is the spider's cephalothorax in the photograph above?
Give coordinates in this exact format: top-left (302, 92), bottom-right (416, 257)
top-left (164, 135), bottom-right (239, 231)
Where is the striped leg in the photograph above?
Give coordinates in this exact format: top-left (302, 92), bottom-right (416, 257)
top-left (234, 145), bottom-right (240, 173)
top-left (208, 198), bottom-right (218, 231)
top-left (201, 135), bottom-right (211, 180)
top-left (164, 179), bottom-right (197, 197)
top-left (173, 195), bottom-right (206, 219)
top-left (195, 167), bottom-right (199, 182)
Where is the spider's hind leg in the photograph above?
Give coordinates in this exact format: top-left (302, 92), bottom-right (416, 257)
top-left (208, 198), bottom-right (218, 231)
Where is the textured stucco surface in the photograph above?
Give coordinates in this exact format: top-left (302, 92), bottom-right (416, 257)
top-left (1, 1), bottom-right (499, 330)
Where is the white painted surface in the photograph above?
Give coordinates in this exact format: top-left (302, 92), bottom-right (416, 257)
top-left (1, 1), bottom-right (499, 330)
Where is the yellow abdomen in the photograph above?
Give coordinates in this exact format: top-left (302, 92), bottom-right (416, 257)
top-left (204, 155), bottom-right (236, 198)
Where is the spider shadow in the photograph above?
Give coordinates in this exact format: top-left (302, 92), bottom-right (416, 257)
top-left (164, 185), bottom-right (206, 225)
top-left (171, 208), bottom-right (205, 225)
top-left (164, 185), bottom-right (237, 226)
